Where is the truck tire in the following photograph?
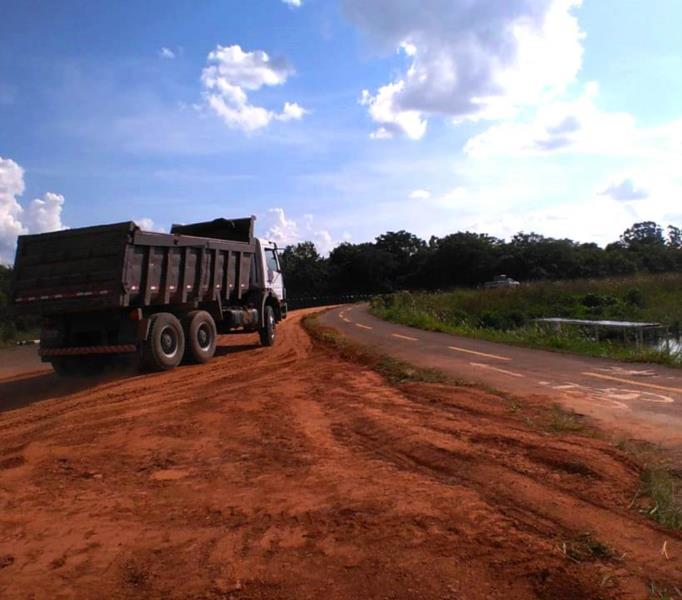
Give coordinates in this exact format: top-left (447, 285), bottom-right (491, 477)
top-left (51, 357), bottom-right (79, 377)
top-left (182, 310), bottom-right (217, 364)
top-left (142, 313), bottom-right (185, 371)
top-left (259, 305), bottom-right (276, 347)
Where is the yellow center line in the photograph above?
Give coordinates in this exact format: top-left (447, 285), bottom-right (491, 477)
top-left (448, 346), bottom-right (511, 361)
top-left (582, 372), bottom-right (682, 394)
top-left (392, 333), bottom-right (418, 341)
top-left (470, 362), bottom-right (524, 378)
top-left (355, 323), bottom-right (373, 330)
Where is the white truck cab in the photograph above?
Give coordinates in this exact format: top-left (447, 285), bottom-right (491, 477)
top-left (258, 239), bottom-right (285, 303)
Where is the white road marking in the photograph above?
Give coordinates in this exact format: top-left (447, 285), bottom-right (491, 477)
top-left (448, 346), bottom-right (511, 361)
top-left (600, 389), bottom-right (674, 404)
top-left (595, 366), bottom-right (656, 378)
top-left (470, 362), bottom-right (524, 378)
top-left (342, 317), bottom-right (351, 323)
top-left (552, 382), bottom-right (630, 410)
top-left (392, 333), bottom-right (418, 341)
top-left (583, 372), bottom-right (682, 395)
top-left (355, 323), bottom-right (373, 330)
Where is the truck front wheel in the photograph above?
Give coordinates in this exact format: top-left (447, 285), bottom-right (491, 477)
top-left (182, 310), bottom-right (217, 364)
top-left (142, 313), bottom-right (185, 371)
top-left (259, 305), bottom-right (276, 347)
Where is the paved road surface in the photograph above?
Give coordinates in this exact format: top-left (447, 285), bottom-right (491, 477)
top-left (321, 304), bottom-right (682, 451)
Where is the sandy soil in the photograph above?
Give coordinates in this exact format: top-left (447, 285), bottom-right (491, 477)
top-left (0, 310), bottom-right (680, 599)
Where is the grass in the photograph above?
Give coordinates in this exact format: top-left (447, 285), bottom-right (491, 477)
top-left (370, 274), bottom-right (682, 367)
top-left (559, 532), bottom-right (615, 563)
top-left (548, 404), bottom-right (589, 435)
top-left (640, 467), bottom-right (682, 530)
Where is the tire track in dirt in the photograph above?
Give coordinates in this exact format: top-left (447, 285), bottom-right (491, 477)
top-left (0, 310), bottom-right (680, 599)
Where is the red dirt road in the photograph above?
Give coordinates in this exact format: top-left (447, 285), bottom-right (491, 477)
top-left (1, 311), bottom-right (680, 599)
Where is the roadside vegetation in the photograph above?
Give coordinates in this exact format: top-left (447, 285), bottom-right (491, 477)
top-left (370, 274), bottom-right (682, 366)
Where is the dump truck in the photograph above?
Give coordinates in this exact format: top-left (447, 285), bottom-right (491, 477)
top-left (12, 216), bottom-right (286, 375)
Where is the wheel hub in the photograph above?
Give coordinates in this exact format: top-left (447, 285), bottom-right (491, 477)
top-left (197, 324), bottom-right (211, 350)
top-left (160, 327), bottom-right (178, 357)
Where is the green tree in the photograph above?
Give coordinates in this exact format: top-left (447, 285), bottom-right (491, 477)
top-left (620, 221), bottom-right (665, 248)
top-left (667, 225), bottom-right (682, 249)
top-left (280, 242), bottom-right (329, 297)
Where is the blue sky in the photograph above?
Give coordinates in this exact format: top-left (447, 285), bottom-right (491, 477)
top-left (1, 0), bottom-right (681, 262)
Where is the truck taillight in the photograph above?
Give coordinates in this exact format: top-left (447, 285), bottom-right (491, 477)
top-left (129, 309), bottom-right (143, 321)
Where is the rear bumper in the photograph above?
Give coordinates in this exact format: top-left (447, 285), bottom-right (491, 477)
top-left (39, 344), bottom-right (138, 358)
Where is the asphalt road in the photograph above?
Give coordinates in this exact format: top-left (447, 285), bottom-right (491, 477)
top-left (320, 304), bottom-right (682, 452)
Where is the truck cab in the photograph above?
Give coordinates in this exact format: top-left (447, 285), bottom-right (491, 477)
top-left (258, 239), bottom-right (285, 306)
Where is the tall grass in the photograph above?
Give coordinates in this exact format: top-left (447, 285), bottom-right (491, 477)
top-left (370, 274), bottom-right (682, 365)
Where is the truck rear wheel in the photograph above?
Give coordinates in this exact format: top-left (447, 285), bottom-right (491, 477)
top-left (259, 305), bottom-right (276, 347)
top-left (142, 313), bottom-right (185, 371)
top-left (182, 310), bottom-right (217, 364)
top-left (51, 357), bottom-right (79, 377)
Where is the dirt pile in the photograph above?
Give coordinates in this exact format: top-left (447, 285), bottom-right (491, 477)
top-left (0, 311), bottom-right (680, 599)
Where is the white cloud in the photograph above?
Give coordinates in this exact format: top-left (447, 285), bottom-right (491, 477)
top-left (464, 82), bottom-right (682, 160)
top-left (22, 193), bottom-right (65, 234)
top-left (409, 189), bottom-right (431, 200)
top-left (0, 157), bottom-right (66, 264)
top-left (159, 47), bottom-right (176, 59)
top-left (0, 158), bottom-right (25, 264)
top-left (345, 0), bottom-right (584, 139)
top-left (281, 0), bottom-right (302, 7)
top-left (201, 44), bottom-right (306, 132)
top-left (600, 178), bottom-right (648, 203)
top-left (135, 217), bottom-right (162, 232)
top-left (276, 101), bottom-right (307, 122)
top-left (261, 208), bottom-right (336, 254)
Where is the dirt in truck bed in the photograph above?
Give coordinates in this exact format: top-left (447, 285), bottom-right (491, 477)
top-left (0, 310), bottom-right (680, 599)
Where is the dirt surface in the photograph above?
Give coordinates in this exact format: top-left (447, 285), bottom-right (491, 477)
top-left (321, 304), bottom-right (682, 458)
top-left (1, 310), bottom-right (680, 599)
top-left (0, 344), bottom-right (48, 380)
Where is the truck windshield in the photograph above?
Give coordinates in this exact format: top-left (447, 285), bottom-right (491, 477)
top-left (265, 248), bottom-right (279, 274)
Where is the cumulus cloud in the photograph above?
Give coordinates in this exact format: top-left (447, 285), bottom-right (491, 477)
top-left (159, 47), bottom-right (176, 59)
top-left (135, 217), bottom-right (168, 232)
top-left (22, 193), bottom-right (65, 234)
top-left (201, 44), bottom-right (306, 132)
top-left (346, 0), bottom-right (584, 139)
top-left (600, 178), bottom-right (649, 202)
top-left (409, 189), bottom-right (431, 200)
top-left (261, 208), bottom-right (336, 254)
top-left (0, 157), bottom-right (66, 264)
top-left (463, 82), bottom-right (682, 160)
top-left (0, 158), bottom-right (25, 263)
top-left (281, 0), bottom-right (302, 7)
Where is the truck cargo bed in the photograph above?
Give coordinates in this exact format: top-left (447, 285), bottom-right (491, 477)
top-left (13, 219), bottom-right (257, 315)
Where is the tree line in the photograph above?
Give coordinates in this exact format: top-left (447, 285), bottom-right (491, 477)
top-left (2, 221), bottom-right (681, 341)
top-left (281, 221), bottom-right (682, 299)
